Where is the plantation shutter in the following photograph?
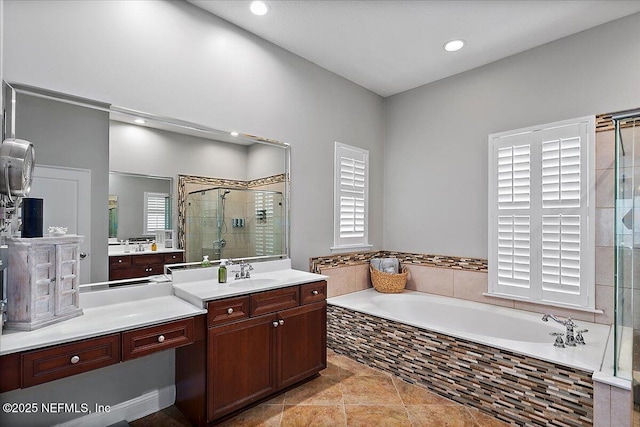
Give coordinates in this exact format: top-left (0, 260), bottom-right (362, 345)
top-left (334, 142), bottom-right (369, 249)
top-left (488, 117), bottom-right (594, 309)
top-left (144, 192), bottom-right (168, 234)
top-left (255, 191), bottom-right (276, 256)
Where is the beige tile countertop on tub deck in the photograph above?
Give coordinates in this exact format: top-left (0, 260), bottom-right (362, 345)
top-left (0, 282), bottom-right (206, 356)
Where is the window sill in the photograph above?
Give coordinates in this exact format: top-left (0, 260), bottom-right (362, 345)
top-left (330, 244), bottom-right (373, 254)
top-left (483, 292), bottom-right (604, 314)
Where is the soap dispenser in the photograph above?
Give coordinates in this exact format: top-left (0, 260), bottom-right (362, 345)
top-left (218, 259), bottom-right (227, 283)
top-left (201, 255), bottom-right (211, 268)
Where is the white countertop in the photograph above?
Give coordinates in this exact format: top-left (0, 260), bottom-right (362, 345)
top-left (0, 283), bottom-right (205, 356)
top-left (173, 268), bottom-right (328, 308)
top-left (108, 247), bottom-right (184, 256)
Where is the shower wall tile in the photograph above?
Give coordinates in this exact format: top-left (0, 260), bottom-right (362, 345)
top-left (452, 270), bottom-right (514, 308)
top-left (595, 285), bottom-right (615, 325)
top-left (596, 167), bottom-right (615, 208)
top-left (595, 246), bottom-right (615, 287)
top-left (593, 381), bottom-right (611, 427)
top-left (596, 130), bottom-right (615, 170)
top-left (596, 208), bottom-right (615, 247)
top-left (610, 385), bottom-right (631, 427)
top-left (405, 265), bottom-right (453, 297)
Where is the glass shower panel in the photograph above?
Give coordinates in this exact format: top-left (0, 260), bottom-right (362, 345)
top-left (615, 116), bottom-right (639, 383)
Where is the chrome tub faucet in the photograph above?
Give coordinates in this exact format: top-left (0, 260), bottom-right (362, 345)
top-left (542, 313), bottom-right (586, 347)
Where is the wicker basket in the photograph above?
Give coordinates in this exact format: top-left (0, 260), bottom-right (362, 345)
top-left (370, 265), bottom-right (408, 293)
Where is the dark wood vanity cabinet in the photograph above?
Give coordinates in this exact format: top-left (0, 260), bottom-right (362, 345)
top-left (109, 251), bottom-right (184, 280)
top-left (176, 281), bottom-right (327, 426)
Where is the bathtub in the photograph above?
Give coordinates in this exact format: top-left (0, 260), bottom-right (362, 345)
top-left (328, 288), bottom-right (610, 372)
top-left (327, 288), bottom-right (614, 426)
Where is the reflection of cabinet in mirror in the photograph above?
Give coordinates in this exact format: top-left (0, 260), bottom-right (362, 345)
top-left (109, 251), bottom-right (184, 281)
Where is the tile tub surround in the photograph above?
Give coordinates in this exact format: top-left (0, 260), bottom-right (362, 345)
top-left (312, 250), bottom-right (614, 324)
top-left (327, 304), bottom-right (595, 427)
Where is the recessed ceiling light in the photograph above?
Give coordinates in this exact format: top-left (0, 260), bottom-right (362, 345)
top-left (230, 131), bottom-right (239, 137)
top-left (443, 39), bottom-right (465, 52)
top-left (134, 118), bottom-right (146, 124)
top-left (250, 1), bottom-right (269, 16)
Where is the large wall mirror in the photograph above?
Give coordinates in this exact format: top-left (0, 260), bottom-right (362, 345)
top-left (3, 82), bottom-right (290, 285)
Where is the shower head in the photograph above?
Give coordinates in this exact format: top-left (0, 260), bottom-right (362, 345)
top-left (221, 189), bottom-right (231, 199)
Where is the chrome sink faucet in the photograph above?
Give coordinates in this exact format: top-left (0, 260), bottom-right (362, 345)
top-left (233, 261), bottom-right (254, 280)
top-left (542, 314), bottom-right (584, 347)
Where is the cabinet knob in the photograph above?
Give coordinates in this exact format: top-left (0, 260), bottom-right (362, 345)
top-left (158, 335), bottom-right (165, 343)
top-left (227, 308), bottom-right (234, 315)
top-left (272, 321), bottom-right (279, 328)
top-left (70, 355), bottom-right (80, 364)
top-left (278, 319), bottom-right (285, 326)
top-left (118, 259), bottom-right (122, 263)
top-left (312, 290), bottom-right (319, 295)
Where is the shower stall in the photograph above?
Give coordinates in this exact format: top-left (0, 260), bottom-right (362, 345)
top-left (185, 187), bottom-right (285, 262)
top-left (613, 110), bottom-right (640, 413)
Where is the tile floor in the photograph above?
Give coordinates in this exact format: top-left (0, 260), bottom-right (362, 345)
top-left (130, 349), bottom-right (510, 427)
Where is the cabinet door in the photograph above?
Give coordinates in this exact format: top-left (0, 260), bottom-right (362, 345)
top-left (30, 245), bottom-right (57, 322)
top-left (277, 301), bottom-right (327, 390)
top-left (55, 244), bottom-right (80, 316)
top-left (208, 314), bottom-right (277, 421)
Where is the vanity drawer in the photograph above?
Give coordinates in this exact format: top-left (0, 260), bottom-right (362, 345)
top-left (300, 281), bottom-right (327, 305)
top-left (22, 334), bottom-right (120, 387)
top-left (164, 252), bottom-right (184, 264)
top-left (208, 296), bottom-right (251, 326)
top-left (250, 286), bottom-right (299, 317)
top-left (132, 254), bottom-right (164, 266)
top-left (122, 318), bottom-right (194, 361)
top-left (110, 255), bottom-right (131, 269)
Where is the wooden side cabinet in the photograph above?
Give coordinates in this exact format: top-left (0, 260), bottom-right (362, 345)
top-left (6, 236), bottom-right (83, 331)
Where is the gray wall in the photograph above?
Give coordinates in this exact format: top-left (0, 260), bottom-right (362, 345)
top-left (247, 142), bottom-right (287, 181)
top-left (383, 12), bottom-right (640, 258)
top-left (109, 172), bottom-right (172, 240)
top-left (3, 0), bottom-right (386, 271)
top-left (15, 93), bottom-right (109, 282)
top-left (1, 1), bottom-right (384, 423)
top-left (110, 121), bottom-right (249, 182)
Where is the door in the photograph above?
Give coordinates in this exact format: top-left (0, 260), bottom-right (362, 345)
top-left (207, 314), bottom-right (277, 421)
top-left (29, 165), bottom-right (91, 284)
top-left (277, 301), bottom-right (327, 389)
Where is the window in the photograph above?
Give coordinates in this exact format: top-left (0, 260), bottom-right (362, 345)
top-left (254, 191), bottom-right (276, 256)
top-left (488, 116), bottom-right (595, 309)
top-left (144, 192), bottom-right (169, 235)
top-left (333, 142), bottom-right (371, 251)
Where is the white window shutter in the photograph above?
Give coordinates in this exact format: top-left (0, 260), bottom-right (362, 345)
top-left (334, 142), bottom-right (369, 249)
top-left (489, 117), bottom-right (594, 309)
top-left (144, 192), bottom-right (168, 235)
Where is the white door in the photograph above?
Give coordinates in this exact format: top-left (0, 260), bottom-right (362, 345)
top-left (29, 165), bottom-right (92, 284)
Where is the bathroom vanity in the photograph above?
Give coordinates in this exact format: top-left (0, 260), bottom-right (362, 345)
top-left (171, 261), bottom-right (328, 425)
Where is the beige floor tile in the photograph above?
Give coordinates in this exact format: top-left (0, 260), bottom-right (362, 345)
top-left (467, 407), bottom-right (512, 427)
top-left (392, 377), bottom-right (455, 405)
top-left (216, 403), bottom-right (283, 427)
top-left (345, 404), bottom-right (412, 427)
top-left (341, 375), bottom-right (403, 405)
top-left (406, 404), bottom-right (478, 427)
top-left (281, 404), bottom-right (347, 427)
top-left (321, 354), bottom-right (347, 377)
top-left (333, 354), bottom-right (390, 377)
top-left (284, 375), bottom-right (343, 405)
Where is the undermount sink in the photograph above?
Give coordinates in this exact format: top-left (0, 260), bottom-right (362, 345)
top-left (227, 277), bottom-right (280, 287)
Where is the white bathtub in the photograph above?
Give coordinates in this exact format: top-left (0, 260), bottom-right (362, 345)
top-left (328, 288), bottom-right (611, 373)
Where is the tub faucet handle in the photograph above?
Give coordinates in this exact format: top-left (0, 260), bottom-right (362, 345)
top-left (549, 332), bottom-right (565, 348)
top-left (575, 329), bottom-right (588, 345)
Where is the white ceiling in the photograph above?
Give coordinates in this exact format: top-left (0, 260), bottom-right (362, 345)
top-left (189, 0), bottom-right (640, 97)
